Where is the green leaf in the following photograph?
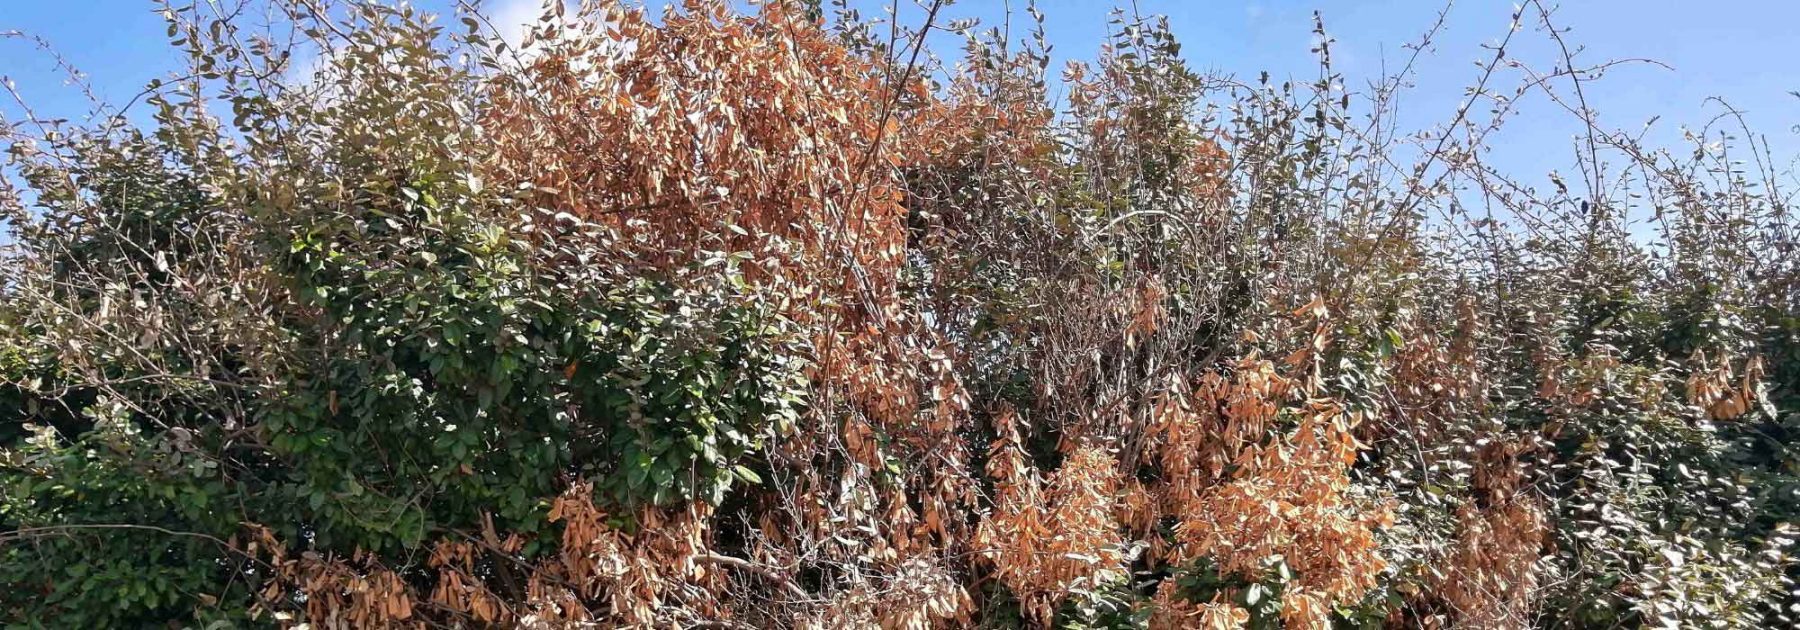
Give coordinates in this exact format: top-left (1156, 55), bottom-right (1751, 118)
top-left (733, 465), bottom-right (762, 485)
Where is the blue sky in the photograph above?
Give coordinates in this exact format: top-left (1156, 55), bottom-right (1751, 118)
top-left (4, 0), bottom-right (1799, 215)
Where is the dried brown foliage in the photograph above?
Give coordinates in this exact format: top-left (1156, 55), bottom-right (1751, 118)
top-left (480, 1), bottom-right (983, 624)
top-left (977, 408), bottom-right (1128, 624)
top-left (1425, 440), bottom-right (1549, 629)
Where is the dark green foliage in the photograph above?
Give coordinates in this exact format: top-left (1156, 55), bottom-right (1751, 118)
top-left (0, 16), bottom-right (807, 620)
top-left (0, 139), bottom-right (807, 623)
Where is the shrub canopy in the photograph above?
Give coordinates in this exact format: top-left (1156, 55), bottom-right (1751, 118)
top-left (2, 1), bottom-right (1796, 628)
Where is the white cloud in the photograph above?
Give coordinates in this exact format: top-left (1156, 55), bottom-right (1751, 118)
top-left (287, 0), bottom-right (604, 84)
top-left (286, 42), bottom-right (333, 85)
top-left (483, 0), bottom-right (545, 50)
top-left (288, 0), bottom-right (545, 85)
top-left (477, 0), bottom-right (631, 72)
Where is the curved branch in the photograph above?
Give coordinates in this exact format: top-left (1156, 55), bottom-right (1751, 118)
top-left (691, 552), bottom-right (809, 601)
